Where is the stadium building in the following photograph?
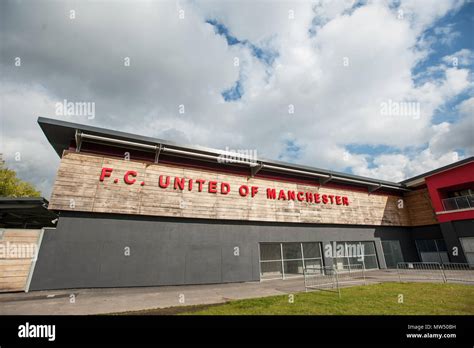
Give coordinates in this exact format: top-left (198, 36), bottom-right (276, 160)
top-left (1, 117), bottom-right (473, 291)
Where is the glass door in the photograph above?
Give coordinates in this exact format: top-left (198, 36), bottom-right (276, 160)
top-left (381, 240), bottom-right (404, 268)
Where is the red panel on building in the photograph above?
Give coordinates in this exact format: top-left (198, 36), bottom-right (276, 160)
top-left (425, 162), bottom-right (474, 222)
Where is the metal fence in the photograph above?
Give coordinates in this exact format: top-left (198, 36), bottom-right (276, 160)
top-left (304, 266), bottom-right (338, 292)
top-left (441, 263), bottom-right (474, 283)
top-left (334, 264), bottom-right (367, 285)
top-left (303, 264), bottom-right (367, 297)
top-left (397, 262), bottom-right (474, 283)
top-left (397, 262), bottom-right (445, 282)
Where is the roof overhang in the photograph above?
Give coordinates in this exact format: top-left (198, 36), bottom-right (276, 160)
top-left (400, 157), bottom-right (474, 187)
top-left (0, 197), bottom-right (58, 229)
top-left (38, 117), bottom-right (411, 193)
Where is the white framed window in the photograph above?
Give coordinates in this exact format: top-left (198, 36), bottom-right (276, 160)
top-left (259, 242), bottom-right (323, 280)
top-left (459, 237), bottom-right (474, 264)
top-left (334, 241), bottom-right (379, 270)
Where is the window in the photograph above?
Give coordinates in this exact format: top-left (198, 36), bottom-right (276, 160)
top-left (415, 239), bottom-right (449, 264)
top-left (459, 237), bottom-right (474, 265)
top-left (442, 188), bottom-right (474, 211)
top-left (303, 242), bottom-right (321, 258)
top-left (334, 241), bottom-right (379, 270)
top-left (283, 260), bottom-right (304, 277)
top-left (382, 240), bottom-right (404, 268)
top-left (282, 243), bottom-right (302, 260)
top-left (260, 243), bottom-right (281, 261)
top-left (259, 242), bottom-right (323, 280)
top-left (259, 243), bottom-right (282, 280)
top-left (260, 261), bottom-right (283, 280)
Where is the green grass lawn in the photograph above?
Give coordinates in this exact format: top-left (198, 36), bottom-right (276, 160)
top-left (120, 282), bottom-right (474, 315)
top-left (186, 283), bottom-right (473, 315)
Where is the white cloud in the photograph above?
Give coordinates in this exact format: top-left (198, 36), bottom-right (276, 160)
top-left (433, 24), bottom-right (461, 45)
top-left (353, 149), bottom-right (461, 182)
top-left (442, 48), bottom-right (474, 67)
top-left (396, 0), bottom-right (465, 33)
top-left (0, 0), bottom-right (472, 196)
top-left (430, 97), bottom-right (474, 156)
top-left (353, 96), bottom-right (473, 181)
top-left (0, 84), bottom-right (61, 197)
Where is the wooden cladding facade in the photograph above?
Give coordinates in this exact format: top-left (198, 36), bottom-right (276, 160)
top-left (44, 151), bottom-right (436, 226)
top-left (0, 229), bottom-right (41, 292)
top-left (404, 188), bottom-right (438, 226)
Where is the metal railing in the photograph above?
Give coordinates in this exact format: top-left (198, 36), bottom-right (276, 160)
top-left (334, 264), bottom-right (367, 285)
top-left (304, 266), bottom-right (338, 292)
top-left (397, 262), bottom-right (445, 282)
top-left (442, 263), bottom-right (474, 283)
top-left (442, 195), bottom-right (474, 211)
top-left (397, 262), bottom-right (474, 283)
top-left (303, 264), bottom-right (367, 297)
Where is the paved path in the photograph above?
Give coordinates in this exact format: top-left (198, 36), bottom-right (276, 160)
top-left (0, 270), bottom-right (413, 315)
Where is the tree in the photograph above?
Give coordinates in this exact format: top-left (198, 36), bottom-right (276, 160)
top-left (0, 154), bottom-right (41, 197)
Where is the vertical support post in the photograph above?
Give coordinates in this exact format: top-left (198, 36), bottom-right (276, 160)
top-left (75, 130), bottom-right (82, 152)
top-left (439, 263), bottom-right (447, 283)
top-left (335, 270), bottom-right (341, 299)
top-left (25, 228), bottom-right (46, 293)
top-left (300, 243), bottom-right (305, 274)
top-left (362, 264), bottom-right (366, 285)
top-left (280, 243), bottom-right (285, 280)
top-left (257, 243), bottom-right (262, 282)
top-left (154, 144), bottom-right (162, 163)
top-left (321, 241), bottom-right (334, 273)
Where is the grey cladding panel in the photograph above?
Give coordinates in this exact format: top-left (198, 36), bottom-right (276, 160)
top-left (185, 246), bottom-right (221, 284)
top-left (29, 214), bottom-right (422, 290)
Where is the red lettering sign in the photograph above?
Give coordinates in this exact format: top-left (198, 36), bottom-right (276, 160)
top-left (98, 168), bottom-right (351, 207)
top-left (100, 168), bottom-right (113, 181)
top-left (278, 190), bottom-right (286, 200)
top-left (196, 179), bottom-right (205, 192)
top-left (267, 188), bottom-right (276, 199)
top-left (174, 177), bottom-right (185, 190)
top-left (251, 186), bottom-right (259, 197)
top-left (159, 175), bottom-right (170, 188)
top-left (221, 183), bottom-right (230, 194)
top-left (239, 185), bottom-right (249, 197)
top-left (208, 181), bottom-right (217, 193)
top-left (124, 170), bottom-right (137, 185)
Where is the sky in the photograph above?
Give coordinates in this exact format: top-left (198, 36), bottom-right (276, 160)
top-left (0, 0), bottom-right (473, 198)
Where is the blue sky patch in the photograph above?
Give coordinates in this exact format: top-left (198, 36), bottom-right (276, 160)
top-left (207, 18), bottom-right (279, 101)
top-left (206, 18), bottom-right (279, 66)
top-left (412, 3), bottom-right (474, 87)
top-left (206, 19), bottom-right (241, 45)
top-left (222, 79), bottom-right (243, 101)
top-left (432, 94), bottom-right (472, 125)
top-left (278, 140), bottom-right (302, 161)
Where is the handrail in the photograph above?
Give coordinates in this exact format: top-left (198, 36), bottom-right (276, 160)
top-left (442, 194), bottom-right (474, 211)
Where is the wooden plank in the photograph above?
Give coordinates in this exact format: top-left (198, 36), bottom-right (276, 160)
top-left (0, 229), bottom-right (40, 292)
top-left (47, 152), bottom-right (417, 226)
top-left (2, 230), bottom-right (41, 237)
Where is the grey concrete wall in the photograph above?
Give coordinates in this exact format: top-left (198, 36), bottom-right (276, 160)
top-left (408, 224), bottom-right (444, 262)
top-left (375, 226), bottom-right (424, 263)
top-left (30, 213), bottom-right (418, 290)
top-left (410, 225), bottom-right (443, 240)
top-left (440, 219), bottom-right (474, 263)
